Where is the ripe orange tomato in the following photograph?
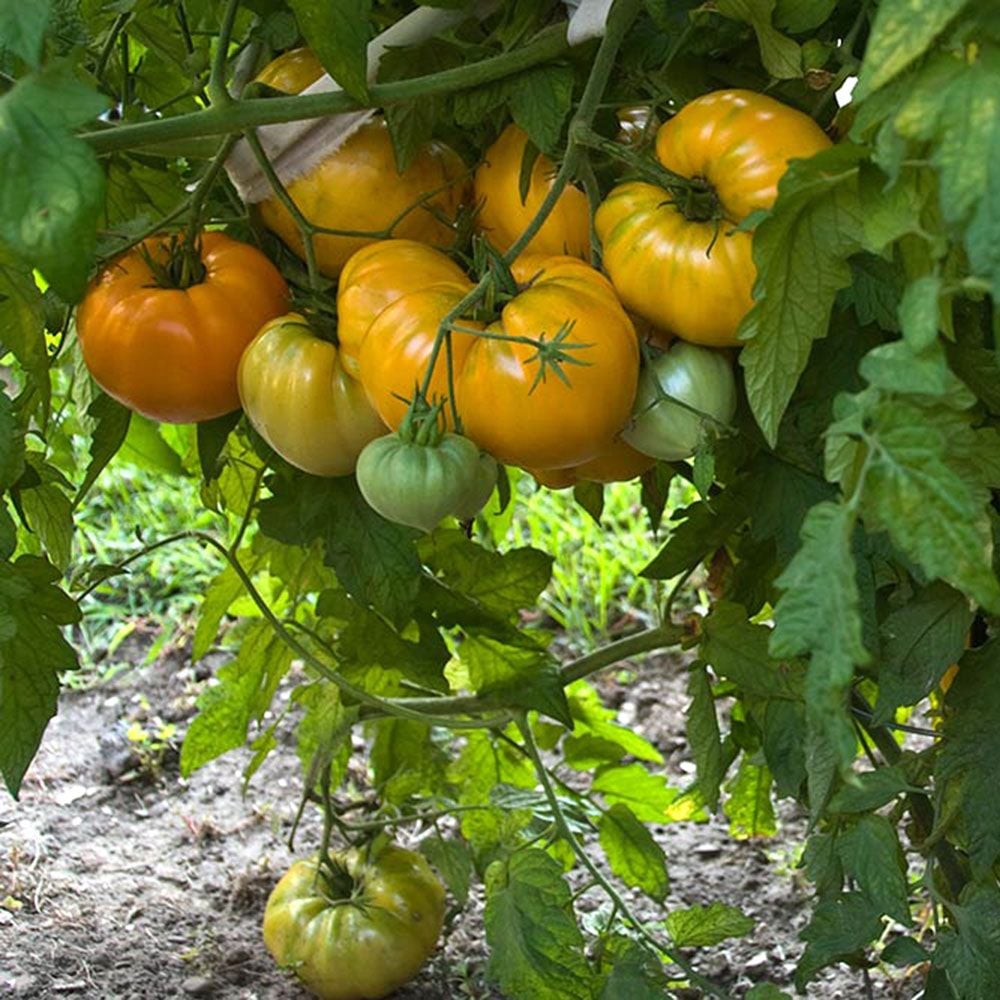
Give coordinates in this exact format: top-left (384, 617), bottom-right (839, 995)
top-left (474, 124), bottom-right (590, 259)
top-left (77, 233), bottom-right (289, 423)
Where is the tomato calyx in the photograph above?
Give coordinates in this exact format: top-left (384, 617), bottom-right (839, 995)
top-left (524, 319), bottom-right (595, 392)
top-left (137, 233), bottom-right (207, 289)
top-left (398, 397), bottom-right (448, 447)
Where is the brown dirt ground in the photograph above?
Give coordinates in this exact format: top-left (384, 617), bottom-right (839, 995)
top-left (0, 634), bottom-right (920, 1000)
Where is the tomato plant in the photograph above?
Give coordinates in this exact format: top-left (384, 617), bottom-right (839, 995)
top-left (77, 233), bottom-right (290, 423)
top-left (263, 842), bottom-right (446, 1000)
top-left (4, 2), bottom-right (1000, 998)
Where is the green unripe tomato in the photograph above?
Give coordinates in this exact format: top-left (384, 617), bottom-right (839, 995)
top-left (622, 342), bottom-right (736, 461)
top-left (356, 430), bottom-right (496, 532)
top-left (263, 843), bottom-right (446, 1000)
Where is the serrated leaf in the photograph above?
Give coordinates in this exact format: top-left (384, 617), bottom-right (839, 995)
top-left (935, 642), bottom-right (1000, 877)
top-left (192, 564), bottom-right (247, 661)
top-left (0, 62), bottom-right (107, 301)
top-left (857, 398), bottom-right (1000, 611)
top-left (288, 0), bottom-right (370, 102)
top-left (893, 47), bottom-right (1000, 226)
top-left (591, 762), bottom-right (679, 824)
top-left (0, 251), bottom-right (46, 406)
top-left (0, 0), bottom-right (52, 66)
top-left (716, 0), bottom-right (802, 79)
top-left (724, 756), bottom-right (777, 838)
top-left (75, 392), bottom-right (131, 504)
top-left (642, 482), bottom-right (748, 580)
top-left (934, 884), bottom-right (1000, 999)
top-left (881, 935), bottom-right (929, 968)
top-left (771, 502), bottom-right (867, 773)
top-left (20, 482), bottom-right (72, 571)
top-left (797, 892), bottom-right (883, 989)
top-left (859, 340), bottom-right (968, 399)
top-left (855, 0), bottom-right (971, 99)
top-left (180, 621), bottom-right (292, 775)
top-left (599, 942), bottom-right (668, 999)
top-left (687, 665), bottom-right (724, 810)
top-left (739, 145), bottom-right (865, 445)
top-left (259, 474), bottom-right (421, 627)
top-left (873, 582), bottom-right (972, 721)
top-left (509, 64), bottom-right (573, 156)
top-left (0, 391), bottom-right (25, 492)
top-left (773, 0), bottom-right (835, 32)
top-left (898, 274), bottom-right (942, 351)
top-left (599, 803), bottom-right (669, 902)
top-left (702, 601), bottom-right (806, 700)
top-left (567, 683), bottom-right (664, 763)
top-left (829, 765), bottom-right (913, 813)
top-left (0, 555), bottom-right (79, 797)
top-left (420, 834), bottom-right (472, 907)
top-left (665, 901), bottom-right (754, 948)
top-left (837, 814), bottom-right (912, 924)
top-left (484, 849), bottom-right (591, 1000)
top-left (293, 681), bottom-right (353, 789)
top-left (761, 698), bottom-right (807, 798)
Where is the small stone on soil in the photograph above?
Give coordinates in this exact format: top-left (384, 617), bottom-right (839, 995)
top-left (182, 975), bottom-right (213, 996)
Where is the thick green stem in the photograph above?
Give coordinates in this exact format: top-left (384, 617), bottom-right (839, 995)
top-left (208, 0), bottom-right (241, 105)
top-left (83, 26), bottom-right (570, 155)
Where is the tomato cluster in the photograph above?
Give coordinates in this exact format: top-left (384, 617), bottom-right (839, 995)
top-left (78, 52), bottom-right (830, 537)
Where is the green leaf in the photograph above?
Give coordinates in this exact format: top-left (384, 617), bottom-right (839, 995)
top-left (849, 397), bottom-right (1000, 611)
top-left (0, 555), bottom-right (79, 797)
top-left (802, 831), bottom-right (843, 898)
top-left (893, 47), bottom-right (1000, 226)
top-left (20, 482), bottom-right (72, 571)
top-left (0, 251), bottom-right (46, 404)
top-left (642, 482), bottom-right (748, 580)
top-left (599, 942), bottom-right (668, 999)
top-left (180, 621), bottom-right (293, 775)
top-left (422, 531), bottom-right (552, 619)
top-left (716, 0), bottom-right (802, 79)
top-left (288, 0), bottom-right (370, 102)
top-left (829, 765), bottom-right (913, 813)
top-left (745, 986), bottom-right (792, 1000)
top-left (259, 474), bottom-right (421, 628)
top-left (797, 892), bottom-right (883, 989)
top-left (293, 681), bottom-right (353, 789)
top-left (0, 391), bottom-right (25, 491)
top-left (75, 393), bottom-right (131, 504)
top-left (935, 884), bottom-right (1000, 999)
top-left (484, 849), bottom-right (591, 1000)
top-left (598, 803), bottom-right (669, 902)
top-left (724, 756), bottom-right (777, 838)
top-left (197, 410), bottom-right (241, 482)
top-left (873, 582), bottom-right (972, 721)
top-left (591, 762), bottom-right (679, 824)
top-left (898, 275), bottom-right (942, 351)
top-left (0, 1), bottom-right (52, 66)
top-left (572, 481), bottom-right (604, 525)
top-left (935, 642), bottom-right (1000, 877)
top-left (749, 457), bottom-right (836, 562)
top-left (837, 815), bottom-right (912, 924)
top-left (192, 564), bottom-right (246, 661)
top-left (761, 699), bottom-right (807, 798)
top-left (882, 936), bottom-right (929, 968)
top-left (859, 339), bottom-right (967, 399)
top-left (567, 683), bottom-right (664, 764)
top-left (702, 601), bottom-right (806, 700)
top-left (739, 145), bottom-right (865, 446)
top-left (687, 665), bottom-right (724, 811)
top-left (509, 64), bottom-right (574, 156)
top-left (420, 834), bottom-right (473, 907)
top-left (665, 901), bottom-right (754, 948)
top-left (0, 62), bottom-right (107, 301)
top-left (855, 0), bottom-right (971, 99)
top-left (119, 416), bottom-right (186, 476)
top-left (771, 503), bottom-right (868, 773)
top-left (773, 0), bottom-right (835, 32)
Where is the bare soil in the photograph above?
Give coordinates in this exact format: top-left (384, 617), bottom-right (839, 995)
top-left (0, 635), bottom-right (915, 999)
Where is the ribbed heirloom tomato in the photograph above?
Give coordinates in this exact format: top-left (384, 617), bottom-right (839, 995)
top-left (77, 232), bottom-right (289, 424)
top-left (237, 313), bottom-right (386, 477)
top-left (255, 49), bottom-right (468, 277)
top-left (596, 89), bottom-right (831, 346)
top-left (474, 123), bottom-right (590, 258)
top-left (263, 843), bottom-right (446, 1000)
top-left (341, 241), bottom-right (641, 471)
top-left (531, 438), bottom-right (656, 489)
